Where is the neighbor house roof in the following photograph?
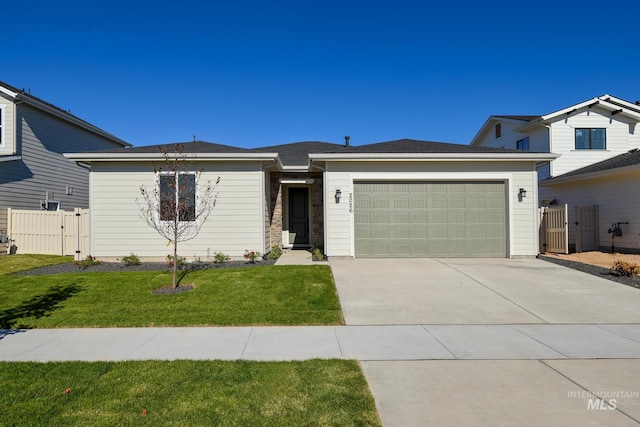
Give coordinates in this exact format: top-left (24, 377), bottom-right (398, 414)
top-left (493, 115), bottom-right (540, 122)
top-left (541, 149), bottom-right (640, 185)
top-left (470, 95), bottom-right (640, 145)
top-left (0, 81), bottom-right (130, 147)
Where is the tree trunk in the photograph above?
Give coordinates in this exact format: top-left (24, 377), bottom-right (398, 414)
top-left (172, 222), bottom-right (178, 289)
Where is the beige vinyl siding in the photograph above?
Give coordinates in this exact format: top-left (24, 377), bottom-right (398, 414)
top-left (0, 104), bottom-right (124, 231)
top-left (548, 108), bottom-right (636, 177)
top-left (90, 162), bottom-right (264, 260)
top-left (263, 170), bottom-right (271, 254)
top-left (541, 169), bottom-right (640, 251)
top-left (0, 99), bottom-right (15, 155)
top-left (324, 161), bottom-right (540, 258)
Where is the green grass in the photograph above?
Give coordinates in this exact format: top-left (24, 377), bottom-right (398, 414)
top-left (0, 265), bottom-right (343, 327)
top-left (0, 254), bottom-right (73, 276)
top-left (0, 360), bottom-right (381, 426)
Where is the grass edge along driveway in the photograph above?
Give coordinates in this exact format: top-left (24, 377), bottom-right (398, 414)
top-left (0, 265), bottom-right (343, 328)
top-left (0, 359), bottom-right (381, 427)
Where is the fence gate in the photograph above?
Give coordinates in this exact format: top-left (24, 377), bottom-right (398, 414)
top-left (7, 208), bottom-right (90, 260)
top-left (539, 204), bottom-right (568, 254)
top-left (575, 204), bottom-right (599, 252)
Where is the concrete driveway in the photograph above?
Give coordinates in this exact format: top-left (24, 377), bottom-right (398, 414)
top-left (330, 258), bottom-right (640, 426)
top-left (330, 258), bottom-right (640, 325)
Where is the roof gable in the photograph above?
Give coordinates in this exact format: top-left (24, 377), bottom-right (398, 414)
top-left (0, 80), bottom-right (130, 147)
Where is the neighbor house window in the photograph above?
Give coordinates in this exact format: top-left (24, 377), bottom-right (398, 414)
top-left (516, 137), bottom-right (529, 151)
top-left (495, 123), bottom-right (501, 138)
top-left (159, 173), bottom-right (196, 221)
top-left (575, 128), bottom-right (606, 149)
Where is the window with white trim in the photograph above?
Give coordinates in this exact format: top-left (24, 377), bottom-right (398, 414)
top-left (516, 137), bottom-right (529, 151)
top-left (575, 128), bottom-right (606, 149)
top-left (159, 172), bottom-right (196, 221)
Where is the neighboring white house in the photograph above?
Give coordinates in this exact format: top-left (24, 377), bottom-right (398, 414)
top-left (0, 81), bottom-right (130, 235)
top-left (66, 139), bottom-right (555, 260)
top-left (539, 149), bottom-right (640, 253)
top-left (470, 94), bottom-right (640, 252)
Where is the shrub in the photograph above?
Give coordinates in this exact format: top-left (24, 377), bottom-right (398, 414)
top-left (611, 260), bottom-right (640, 277)
top-left (214, 252), bottom-right (230, 264)
top-left (244, 250), bottom-right (260, 263)
top-left (312, 247), bottom-right (325, 261)
top-left (166, 254), bottom-right (186, 268)
top-left (75, 255), bottom-right (102, 269)
top-left (267, 244), bottom-right (282, 260)
top-left (121, 253), bottom-right (141, 266)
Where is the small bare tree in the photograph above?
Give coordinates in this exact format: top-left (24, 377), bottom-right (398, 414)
top-left (137, 143), bottom-right (219, 289)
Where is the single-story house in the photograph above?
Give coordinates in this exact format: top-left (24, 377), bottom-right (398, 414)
top-left (65, 139), bottom-right (556, 260)
top-left (540, 148), bottom-right (640, 253)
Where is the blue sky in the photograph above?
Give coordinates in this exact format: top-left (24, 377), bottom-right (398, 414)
top-left (4, 0), bottom-right (640, 148)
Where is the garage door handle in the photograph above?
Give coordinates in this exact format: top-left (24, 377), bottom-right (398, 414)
top-left (574, 222), bottom-right (579, 226)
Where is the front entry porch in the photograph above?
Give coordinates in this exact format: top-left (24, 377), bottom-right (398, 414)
top-left (268, 172), bottom-right (324, 250)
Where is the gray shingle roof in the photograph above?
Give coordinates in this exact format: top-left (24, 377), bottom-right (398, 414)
top-left (250, 141), bottom-right (344, 166)
top-left (494, 115), bottom-right (541, 122)
top-left (84, 138), bottom-right (537, 166)
top-left (92, 141), bottom-right (250, 154)
top-left (545, 149), bottom-right (640, 181)
top-left (325, 139), bottom-right (525, 154)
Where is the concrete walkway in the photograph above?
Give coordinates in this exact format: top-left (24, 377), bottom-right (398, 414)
top-left (2, 323), bottom-right (640, 362)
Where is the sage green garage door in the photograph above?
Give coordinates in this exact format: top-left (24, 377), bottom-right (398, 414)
top-left (354, 182), bottom-right (506, 257)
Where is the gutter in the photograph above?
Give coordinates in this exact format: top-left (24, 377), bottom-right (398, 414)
top-left (308, 152), bottom-right (559, 162)
top-left (64, 151), bottom-right (281, 164)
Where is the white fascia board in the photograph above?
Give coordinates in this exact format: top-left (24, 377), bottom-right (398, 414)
top-left (469, 117), bottom-right (496, 146)
top-left (539, 96), bottom-right (640, 123)
top-left (0, 86), bottom-right (18, 98)
top-left (64, 152), bottom-right (280, 163)
top-left (540, 164), bottom-right (640, 186)
top-left (309, 152), bottom-right (559, 162)
top-left (16, 95), bottom-right (131, 147)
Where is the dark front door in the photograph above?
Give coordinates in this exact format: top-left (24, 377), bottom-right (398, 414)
top-left (288, 187), bottom-right (309, 246)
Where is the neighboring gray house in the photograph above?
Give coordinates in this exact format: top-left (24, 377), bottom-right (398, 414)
top-left (0, 81), bottom-right (130, 233)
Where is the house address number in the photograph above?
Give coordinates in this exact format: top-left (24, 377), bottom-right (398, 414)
top-left (348, 193), bottom-right (353, 213)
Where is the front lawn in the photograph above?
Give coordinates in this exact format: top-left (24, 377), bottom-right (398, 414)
top-left (0, 254), bottom-right (73, 276)
top-left (0, 266), bottom-right (343, 327)
top-left (0, 359), bottom-right (381, 426)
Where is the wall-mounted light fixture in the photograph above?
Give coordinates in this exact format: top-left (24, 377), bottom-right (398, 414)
top-left (335, 189), bottom-right (342, 203)
top-left (518, 188), bottom-right (527, 202)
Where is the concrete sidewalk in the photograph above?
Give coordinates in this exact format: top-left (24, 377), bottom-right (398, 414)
top-left (2, 324), bottom-right (640, 362)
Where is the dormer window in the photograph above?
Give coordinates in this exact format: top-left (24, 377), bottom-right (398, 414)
top-left (495, 124), bottom-right (501, 138)
top-left (575, 128), bottom-right (606, 149)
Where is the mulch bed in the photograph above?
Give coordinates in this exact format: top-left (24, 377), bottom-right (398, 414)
top-left (538, 255), bottom-right (640, 289)
top-left (11, 259), bottom-right (277, 276)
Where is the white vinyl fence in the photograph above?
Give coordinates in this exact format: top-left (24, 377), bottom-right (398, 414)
top-left (7, 208), bottom-right (90, 260)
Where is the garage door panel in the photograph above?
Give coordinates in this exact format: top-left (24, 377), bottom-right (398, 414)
top-left (354, 181), bottom-right (507, 257)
